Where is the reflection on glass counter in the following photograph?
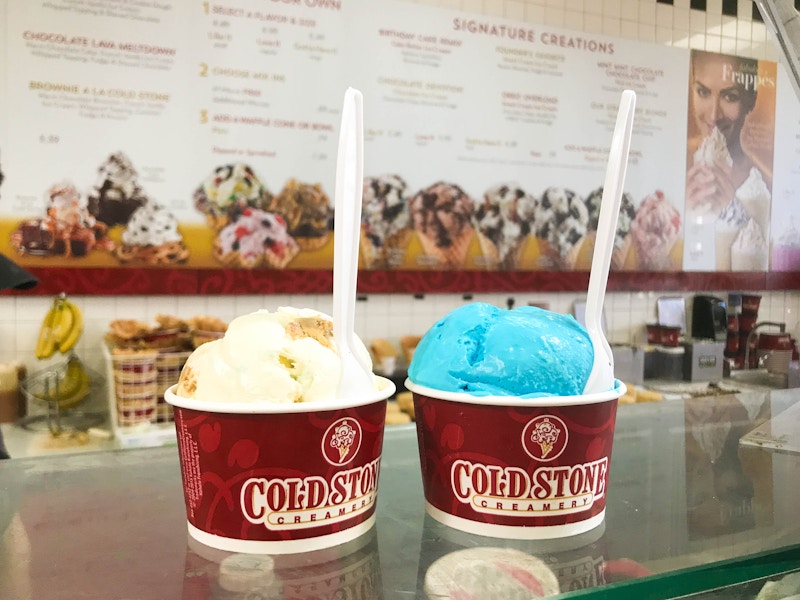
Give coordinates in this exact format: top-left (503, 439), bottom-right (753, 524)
top-left (0, 388), bottom-right (799, 599)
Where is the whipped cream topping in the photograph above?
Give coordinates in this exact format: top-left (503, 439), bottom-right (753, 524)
top-left (693, 127), bottom-right (733, 168)
top-left (630, 190), bottom-right (681, 256)
top-left (732, 217), bottom-right (766, 251)
top-left (735, 166), bottom-right (771, 203)
top-left (121, 201), bottom-right (182, 246)
top-left (201, 163), bottom-right (265, 210)
top-left (362, 174), bottom-right (410, 245)
top-left (585, 187), bottom-right (636, 249)
top-left (409, 181), bottom-right (474, 248)
top-left (92, 152), bottom-right (141, 201)
top-left (47, 181), bottom-right (95, 228)
top-left (717, 196), bottom-right (750, 230)
top-left (216, 208), bottom-right (296, 261)
top-left (474, 183), bottom-right (537, 259)
top-left (534, 187), bottom-right (588, 256)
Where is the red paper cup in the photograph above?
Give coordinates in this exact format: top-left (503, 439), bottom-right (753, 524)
top-left (166, 378), bottom-right (395, 554)
top-left (659, 326), bottom-right (681, 347)
top-left (741, 294), bottom-right (761, 314)
top-left (406, 379), bottom-right (625, 540)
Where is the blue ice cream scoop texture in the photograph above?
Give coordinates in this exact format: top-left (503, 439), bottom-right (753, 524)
top-left (408, 303), bottom-right (594, 397)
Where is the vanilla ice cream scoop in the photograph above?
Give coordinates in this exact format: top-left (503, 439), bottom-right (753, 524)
top-left (176, 307), bottom-right (373, 403)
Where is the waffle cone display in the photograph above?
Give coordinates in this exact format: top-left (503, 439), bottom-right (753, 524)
top-left (535, 237), bottom-right (585, 271)
top-left (115, 241), bottom-right (190, 265)
top-left (360, 227), bottom-right (413, 269)
top-left (475, 231), bottom-right (527, 270)
top-left (416, 228), bottom-right (474, 269)
top-left (561, 237), bottom-right (585, 270)
top-left (535, 239), bottom-right (564, 270)
top-left (611, 235), bottom-right (633, 271)
top-left (212, 238), bottom-right (262, 269)
top-left (294, 232), bottom-right (330, 251)
top-left (204, 213), bottom-right (231, 232)
top-left (475, 231), bottom-right (500, 269)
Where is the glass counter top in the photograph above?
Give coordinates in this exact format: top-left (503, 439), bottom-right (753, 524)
top-left (1, 388), bottom-right (799, 599)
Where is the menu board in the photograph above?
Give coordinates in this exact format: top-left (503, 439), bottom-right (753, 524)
top-left (346, 3), bottom-right (688, 272)
top-left (0, 0), bottom-right (790, 275)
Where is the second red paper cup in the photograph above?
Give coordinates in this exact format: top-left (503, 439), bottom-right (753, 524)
top-left (406, 379), bottom-right (625, 540)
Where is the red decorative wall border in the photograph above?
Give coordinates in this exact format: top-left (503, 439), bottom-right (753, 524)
top-left (0, 267), bottom-right (779, 296)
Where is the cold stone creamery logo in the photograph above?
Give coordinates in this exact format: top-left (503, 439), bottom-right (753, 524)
top-left (523, 415), bottom-right (568, 461)
top-left (327, 419), bottom-right (359, 464)
top-left (240, 418), bottom-right (378, 530)
top-left (450, 415), bottom-right (608, 517)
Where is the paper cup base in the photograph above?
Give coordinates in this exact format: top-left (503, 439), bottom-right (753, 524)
top-left (187, 515), bottom-right (376, 555)
top-left (425, 502), bottom-right (605, 540)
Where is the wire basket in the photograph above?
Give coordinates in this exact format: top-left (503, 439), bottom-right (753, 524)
top-left (103, 345), bottom-right (190, 447)
top-left (20, 356), bottom-right (106, 435)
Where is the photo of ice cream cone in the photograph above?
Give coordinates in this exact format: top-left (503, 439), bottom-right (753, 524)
top-left (361, 174), bottom-right (413, 269)
top-left (731, 217), bottom-right (768, 271)
top-left (269, 179), bottom-right (332, 252)
top-left (359, 228), bottom-right (379, 269)
top-left (361, 227), bottom-right (414, 269)
top-left (193, 163), bottom-right (272, 232)
top-left (611, 234), bottom-right (633, 270)
top-left (562, 236), bottom-right (586, 270)
top-left (475, 231), bottom-right (500, 267)
top-left (630, 190), bottom-right (682, 271)
top-left (415, 227), bottom-right (475, 269)
top-left (529, 417), bottom-right (562, 460)
top-left (212, 208), bottom-right (299, 269)
top-left (582, 187), bottom-right (637, 272)
top-left (532, 187), bottom-right (589, 272)
top-left (472, 183), bottom-right (536, 271)
top-left (410, 181), bottom-right (475, 270)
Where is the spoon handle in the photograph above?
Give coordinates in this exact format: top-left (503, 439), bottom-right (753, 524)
top-left (332, 88), bottom-right (371, 377)
top-left (585, 90), bottom-right (636, 340)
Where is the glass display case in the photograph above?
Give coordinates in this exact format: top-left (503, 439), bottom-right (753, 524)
top-left (1, 387), bottom-right (799, 599)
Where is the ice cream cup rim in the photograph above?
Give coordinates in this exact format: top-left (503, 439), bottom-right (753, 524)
top-left (404, 378), bottom-right (625, 407)
top-left (164, 377), bottom-right (396, 414)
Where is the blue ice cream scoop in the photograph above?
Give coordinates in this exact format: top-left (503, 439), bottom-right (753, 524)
top-left (408, 302), bottom-right (593, 398)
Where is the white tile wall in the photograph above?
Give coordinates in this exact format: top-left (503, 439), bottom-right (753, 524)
top-left (1, 0), bottom-right (795, 380)
top-left (4, 289), bottom-right (800, 379)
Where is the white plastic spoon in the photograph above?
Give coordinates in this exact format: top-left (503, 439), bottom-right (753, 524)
top-left (583, 90), bottom-right (636, 394)
top-left (333, 87), bottom-right (374, 400)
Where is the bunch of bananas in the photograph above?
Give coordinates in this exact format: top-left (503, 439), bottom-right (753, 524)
top-left (35, 294), bottom-right (84, 360)
top-left (32, 354), bottom-right (92, 410)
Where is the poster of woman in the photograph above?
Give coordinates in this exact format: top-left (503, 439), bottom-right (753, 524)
top-left (684, 50), bottom-right (777, 272)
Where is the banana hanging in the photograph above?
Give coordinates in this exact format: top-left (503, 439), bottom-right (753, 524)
top-left (35, 294), bottom-right (85, 359)
top-left (57, 300), bottom-right (84, 354)
top-left (35, 298), bottom-right (62, 359)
